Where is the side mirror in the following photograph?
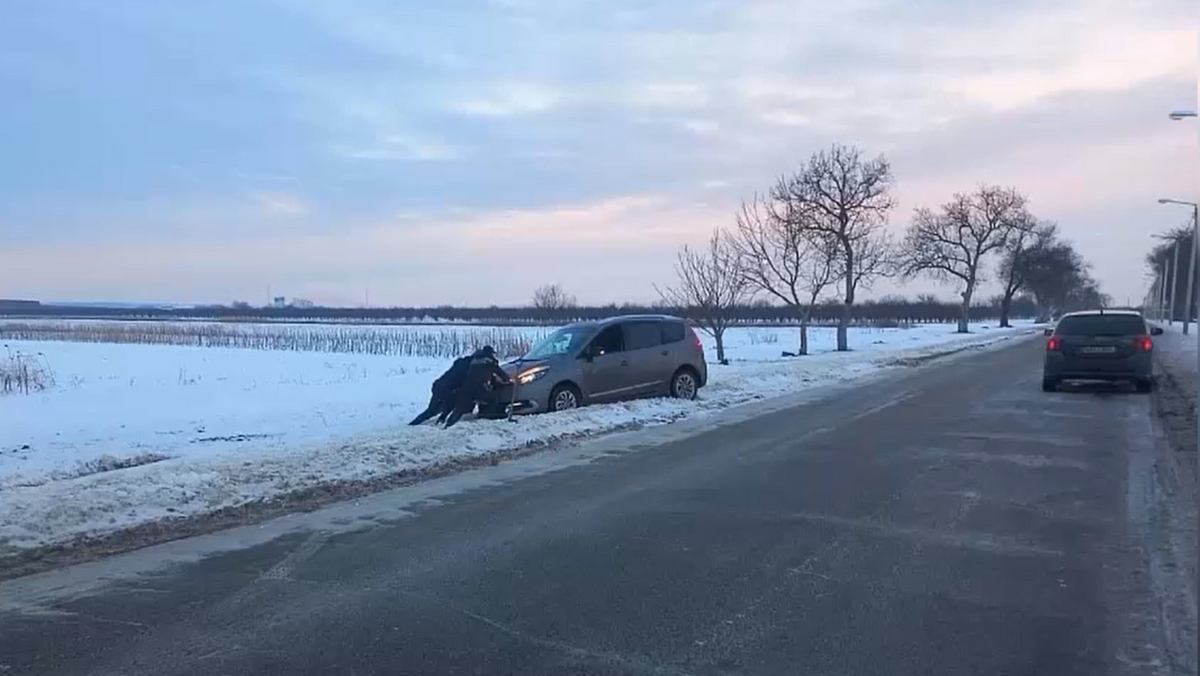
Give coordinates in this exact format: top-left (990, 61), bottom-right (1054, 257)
top-left (1043, 328), bottom-right (1053, 336)
top-left (1151, 326), bottom-right (1165, 336)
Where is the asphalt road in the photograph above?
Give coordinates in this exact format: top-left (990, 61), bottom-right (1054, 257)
top-left (0, 338), bottom-right (1188, 675)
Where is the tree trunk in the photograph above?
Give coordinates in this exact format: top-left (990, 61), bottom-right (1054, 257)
top-left (958, 285), bottom-right (974, 333)
top-left (837, 249), bottom-right (853, 351)
top-left (714, 329), bottom-right (727, 364)
top-left (999, 294), bottom-right (1013, 328)
top-left (798, 323), bottom-right (809, 356)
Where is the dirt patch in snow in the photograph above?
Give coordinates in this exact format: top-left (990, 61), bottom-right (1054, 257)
top-left (6, 452), bottom-right (173, 489)
top-left (1152, 361), bottom-right (1198, 489)
top-left (885, 341), bottom-right (990, 368)
top-left (192, 433), bottom-right (274, 444)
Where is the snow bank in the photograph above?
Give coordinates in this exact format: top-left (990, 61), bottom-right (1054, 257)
top-left (0, 321), bottom-right (1035, 553)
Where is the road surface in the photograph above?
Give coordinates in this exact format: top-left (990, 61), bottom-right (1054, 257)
top-left (0, 338), bottom-right (1191, 675)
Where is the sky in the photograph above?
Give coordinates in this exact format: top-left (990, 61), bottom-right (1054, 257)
top-left (0, 0), bottom-right (1196, 308)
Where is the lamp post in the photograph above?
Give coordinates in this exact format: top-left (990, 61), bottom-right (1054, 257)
top-left (1158, 198), bottom-right (1200, 334)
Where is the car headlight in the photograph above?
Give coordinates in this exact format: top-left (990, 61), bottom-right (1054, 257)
top-left (516, 367), bottom-right (549, 385)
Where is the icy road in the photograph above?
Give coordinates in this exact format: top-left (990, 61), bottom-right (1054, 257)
top-left (0, 337), bottom-right (1194, 676)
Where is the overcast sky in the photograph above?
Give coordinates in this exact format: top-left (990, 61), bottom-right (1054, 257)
top-left (1, 0), bottom-right (1196, 307)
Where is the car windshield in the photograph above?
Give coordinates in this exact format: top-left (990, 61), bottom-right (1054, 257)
top-left (1056, 315), bottom-right (1146, 336)
top-left (522, 327), bottom-right (592, 360)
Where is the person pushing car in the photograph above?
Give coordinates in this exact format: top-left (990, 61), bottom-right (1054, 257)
top-left (443, 345), bottom-right (512, 428)
top-left (408, 351), bottom-right (473, 426)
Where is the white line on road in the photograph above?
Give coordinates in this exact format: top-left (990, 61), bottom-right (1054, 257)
top-left (848, 392), bottom-right (918, 422)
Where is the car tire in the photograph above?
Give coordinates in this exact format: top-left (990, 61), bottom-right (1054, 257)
top-left (548, 383), bottom-right (581, 412)
top-left (1136, 379), bottom-right (1154, 394)
top-left (670, 368), bottom-right (700, 400)
top-left (1041, 378), bottom-right (1058, 392)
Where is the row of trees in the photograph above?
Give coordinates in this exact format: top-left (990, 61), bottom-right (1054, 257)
top-left (4, 294), bottom-right (1037, 325)
top-left (659, 143), bottom-right (1107, 362)
top-left (1144, 225), bottom-right (1198, 321)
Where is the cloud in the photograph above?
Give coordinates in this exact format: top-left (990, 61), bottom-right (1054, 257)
top-left (450, 82), bottom-right (563, 117)
top-left (680, 119), bottom-right (720, 135)
top-left (331, 135), bottom-right (462, 162)
top-left (252, 191), bottom-right (308, 216)
top-left (758, 110), bottom-right (812, 127)
top-left (627, 83), bottom-right (710, 108)
top-left (235, 171), bottom-right (299, 184)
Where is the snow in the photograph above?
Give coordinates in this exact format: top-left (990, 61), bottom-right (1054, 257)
top-left (0, 321), bottom-right (1037, 553)
top-left (1152, 320), bottom-right (1198, 383)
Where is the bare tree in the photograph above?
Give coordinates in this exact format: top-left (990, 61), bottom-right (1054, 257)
top-left (655, 228), bottom-right (749, 364)
top-left (901, 185), bottom-right (1030, 333)
top-left (1023, 240), bottom-right (1088, 320)
top-left (732, 195), bottom-right (838, 356)
top-left (997, 220), bottom-right (1055, 327)
top-left (771, 143), bottom-right (897, 351)
top-left (842, 228), bottom-right (898, 298)
top-left (1145, 225), bottom-right (1196, 321)
top-left (531, 283), bottom-right (577, 311)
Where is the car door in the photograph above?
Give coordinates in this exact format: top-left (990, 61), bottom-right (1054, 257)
top-left (620, 320), bottom-right (670, 395)
top-left (580, 324), bottom-right (631, 402)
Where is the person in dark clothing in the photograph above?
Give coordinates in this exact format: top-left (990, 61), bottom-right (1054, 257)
top-left (476, 381), bottom-right (513, 420)
top-left (443, 346), bottom-right (512, 428)
top-left (408, 353), bottom-right (473, 426)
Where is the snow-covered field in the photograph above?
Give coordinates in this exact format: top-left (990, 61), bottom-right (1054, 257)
top-left (0, 320), bottom-right (1037, 554)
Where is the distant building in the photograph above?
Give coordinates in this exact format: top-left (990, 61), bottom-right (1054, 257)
top-left (290, 298), bottom-right (314, 309)
top-left (0, 299), bottom-right (41, 310)
top-left (272, 296), bottom-right (287, 308)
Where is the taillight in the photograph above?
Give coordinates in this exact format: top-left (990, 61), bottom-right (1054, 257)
top-left (1135, 335), bottom-right (1153, 352)
top-left (688, 327), bottom-right (703, 350)
top-left (1046, 336), bottom-right (1062, 352)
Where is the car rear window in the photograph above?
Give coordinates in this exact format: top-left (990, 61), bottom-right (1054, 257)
top-left (660, 321), bottom-right (686, 344)
top-left (1055, 314), bottom-right (1146, 336)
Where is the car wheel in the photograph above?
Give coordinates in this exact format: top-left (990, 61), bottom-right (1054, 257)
top-left (671, 368), bottom-right (699, 400)
top-left (1041, 378), bottom-right (1057, 392)
top-left (1136, 379), bottom-right (1154, 394)
top-left (549, 384), bottom-right (581, 412)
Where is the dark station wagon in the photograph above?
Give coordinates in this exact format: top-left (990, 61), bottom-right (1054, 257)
top-left (1042, 310), bottom-right (1163, 392)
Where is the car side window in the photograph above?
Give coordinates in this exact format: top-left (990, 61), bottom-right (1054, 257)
top-left (588, 325), bottom-right (625, 357)
top-left (660, 321), bottom-right (686, 344)
top-left (623, 321), bottom-right (663, 351)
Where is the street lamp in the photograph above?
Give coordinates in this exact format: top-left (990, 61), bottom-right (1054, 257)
top-left (1158, 198), bottom-right (1200, 334)
top-left (1169, 110), bottom-right (1198, 120)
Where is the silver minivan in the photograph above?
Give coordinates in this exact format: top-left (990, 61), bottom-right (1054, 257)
top-left (503, 315), bottom-right (708, 413)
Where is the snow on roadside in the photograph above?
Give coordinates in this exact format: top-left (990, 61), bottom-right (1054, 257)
top-left (1150, 321), bottom-right (1198, 400)
top-left (0, 322), bottom-right (1036, 553)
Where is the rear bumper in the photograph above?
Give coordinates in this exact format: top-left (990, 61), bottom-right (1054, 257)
top-left (1045, 372), bottom-right (1150, 382)
top-left (1043, 353), bottom-right (1151, 380)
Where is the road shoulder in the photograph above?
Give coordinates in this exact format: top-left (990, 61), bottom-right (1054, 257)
top-left (1145, 326), bottom-right (1198, 674)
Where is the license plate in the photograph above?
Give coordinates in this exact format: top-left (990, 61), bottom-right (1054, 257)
top-left (1079, 346), bottom-right (1117, 354)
